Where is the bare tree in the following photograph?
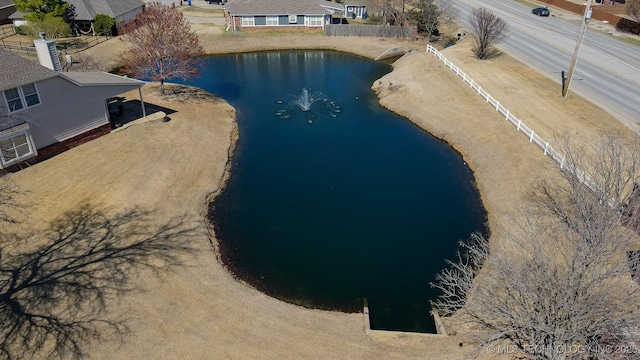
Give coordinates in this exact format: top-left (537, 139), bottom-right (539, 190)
top-left (467, 7), bottom-right (509, 59)
top-left (65, 52), bottom-right (104, 72)
top-left (372, 0), bottom-right (411, 25)
top-left (411, 0), bottom-right (459, 42)
top-left (0, 203), bottom-right (197, 359)
top-left (360, 0), bottom-right (384, 17)
top-left (432, 132), bottom-right (640, 360)
top-left (435, 0), bottom-right (457, 25)
top-left (627, 0), bottom-right (640, 23)
top-left (119, 2), bottom-right (204, 95)
top-left (430, 233), bottom-right (488, 317)
top-left (395, 0), bottom-right (411, 26)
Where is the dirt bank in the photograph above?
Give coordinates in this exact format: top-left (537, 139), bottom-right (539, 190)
top-left (3, 29), bottom-right (631, 360)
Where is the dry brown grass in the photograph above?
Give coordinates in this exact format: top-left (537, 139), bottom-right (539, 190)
top-left (1, 25), bottom-right (632, 359)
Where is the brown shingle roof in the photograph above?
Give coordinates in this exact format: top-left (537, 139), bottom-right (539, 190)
top-left (225, 0), bottom-right (339, 16)
top-left (0, 49), bottom-right (58, 92)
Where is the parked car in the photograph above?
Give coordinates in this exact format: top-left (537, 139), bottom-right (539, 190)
top-left (532, 7), bottom-right (550, 16)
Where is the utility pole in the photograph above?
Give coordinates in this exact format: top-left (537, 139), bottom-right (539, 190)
top-left (563, 0), bottom-right (593, 97)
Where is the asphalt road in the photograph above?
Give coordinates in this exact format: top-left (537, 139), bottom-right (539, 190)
top-left (454, 0), bottom-right (640, 130)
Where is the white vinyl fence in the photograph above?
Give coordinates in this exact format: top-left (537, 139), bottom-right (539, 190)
top-left (425, 45), bottom-right (614, 206)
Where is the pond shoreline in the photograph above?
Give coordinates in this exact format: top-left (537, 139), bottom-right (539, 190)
top-left (9, 33), bottom-right (625, 359)
top-left (196, 51), bottom-right (487, 333)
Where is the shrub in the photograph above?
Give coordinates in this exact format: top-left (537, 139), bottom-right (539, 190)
top-left (13, 25), bottom-right (27, 35)
top-left (26, 15), bottom-right (71, 38)
top-left (94, 14), bottom-right (115, 36)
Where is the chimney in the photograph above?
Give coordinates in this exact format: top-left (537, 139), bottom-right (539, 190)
top-left (33, 33), bottom-right (62, 72)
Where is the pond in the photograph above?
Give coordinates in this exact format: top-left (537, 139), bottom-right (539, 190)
top-left (179, 50), bottom-right (487, 333)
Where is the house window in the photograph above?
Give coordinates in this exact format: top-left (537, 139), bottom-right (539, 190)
top-left (3, 83), bottom-right (41, 113)
top-left (0, 123), bottom-right (37, 168)
top-left (288, 14), bottom-right (297, 23)
top-left (241, 16), bottom-right (255, 26)
top-left (22, 83), bottom-right (40, 107)
top-left (307, 16), bottom-right (323, 26)
top-left (266, 16), bottom-right (278, 26)
top-left (3, 88), bottom-right (23, 112)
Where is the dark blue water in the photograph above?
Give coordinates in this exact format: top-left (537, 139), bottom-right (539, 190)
top-left (180, 51), bottom-right (486, 332)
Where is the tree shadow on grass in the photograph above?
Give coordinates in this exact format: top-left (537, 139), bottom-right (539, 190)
top-left (471, 45), bottom-right (504, 60)
top-left (0, 203), bottom-right (199, 359)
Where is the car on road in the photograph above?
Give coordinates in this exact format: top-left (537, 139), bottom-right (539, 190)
top-left (532, 7), bottom-right (550, 16)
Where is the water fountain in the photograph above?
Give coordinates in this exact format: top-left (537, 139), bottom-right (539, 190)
top-left (276, 88), bottom-right (340, 121)
top-left (292, 88), bottom-right (327, 112)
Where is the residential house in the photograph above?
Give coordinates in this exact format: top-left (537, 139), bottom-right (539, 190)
top-left (68, 0), bottom-right (145, 34)
top-left (344, 3), bottom-right (367, 20)
top-left (224, 0), bottom-right (343, 31)
top-left (0, 0), bottom-right (15, 25)
top-left (9, 0), bottom-right (145, 34)
top-left (0, 47), bottom-right (145, 172)
top-left (8, 10), bottom-right (26, 27)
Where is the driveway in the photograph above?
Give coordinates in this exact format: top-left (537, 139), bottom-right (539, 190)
top-left (181, 0), bottom-right (227, 25)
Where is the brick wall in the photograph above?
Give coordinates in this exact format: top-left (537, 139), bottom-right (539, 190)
top-left (594, 3), bottom-right (629, 15)
top-left (1, 123), bottom-right (111, 174)
top-left (545, 0), bottom-right (586, 14)
top-left (541, 0), bottom-right (639, 32)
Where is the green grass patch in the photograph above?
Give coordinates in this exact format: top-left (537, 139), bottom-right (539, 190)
top-left (616, 35), bottom-right (640, 47)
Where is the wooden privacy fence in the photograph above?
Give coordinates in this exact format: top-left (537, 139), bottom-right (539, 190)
top-left (0, 35), bottom-right (111, 56)
top-left (324, 24), bottom-right (416, 40)
top-left (56, 35), bottom-right (111, 54)
top-left (425, 44), bottom-right (615, 206)
top-left (0, 25), bottom-right (15, 40)
top-left (0, 39), bottom-right (37, 56)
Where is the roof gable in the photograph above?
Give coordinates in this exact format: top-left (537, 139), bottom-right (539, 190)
top-left (0, 49), bottom-right (143, 95)
top-left (68, 0), bottom-right (95, 21)
top-left (0, 49), bottom-right (58, 92)
top-left (8, 10), bottom-right (23, 20)
top-left (95, 0), bottom-right (144, 18)
top-left (225, 0), bottom-right (339, 16)
top-left (67, 0), bottom-right (144, 21)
